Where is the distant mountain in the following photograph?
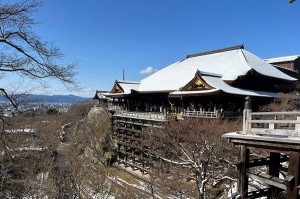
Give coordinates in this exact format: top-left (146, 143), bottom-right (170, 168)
top-left (0, 94), bottom-right (93, 104)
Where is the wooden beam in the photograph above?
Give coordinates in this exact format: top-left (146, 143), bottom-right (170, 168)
top-left (229, 138), bottom-right (300, 152)
top-left (247, 170), bottom-right (293, 191)
top-left (238, 146), bottom-right (249, 199)
top-left (279, 165), bottom-right (289, 172)
top-left (287, 152), bottom-right (300, 199)
top-left (250, 119), bottom-right (300, 124)
top-left (247, 155), bottom-right (288, 168)
top-left (247, 188), bottom-right (269, 199)
top-left (268, 152), bottom-right (281, 198)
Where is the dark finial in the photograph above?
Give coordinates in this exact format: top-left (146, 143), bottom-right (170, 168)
top-left (123, 68), bottom-right (125, 81)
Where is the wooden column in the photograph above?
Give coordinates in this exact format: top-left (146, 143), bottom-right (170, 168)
top-left (238, 145), bottom-right (249, 199)
top-left (124, 129), bottom-right (128, 162)
top-left (268, 152), bottom-right (280, 198)
top-left (141, 152), bottom-right (145, 174)
top-left (117, 144), bottom-right (120, 160)
top-left (287, 152), bottom-right (300, 199)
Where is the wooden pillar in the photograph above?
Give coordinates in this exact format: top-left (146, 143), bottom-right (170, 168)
top-left (268, 152), bottom-right (280, 198)
top-left (141, 151), bottom-right (145, 174)
top-left (124, 129), bottom-right (128, 162)
top-left (287, 152), bottom-right (300, 199)
top-left (238, 145), bottom-right (249, 199)
top-left (132, 148), bottom-right (135, 166)
top-left (242, 96), bottom-right (252, 134)
top-left (117, 144), bottom-right (120, 160)
top-left (295, 116), bottom-right (300, 136)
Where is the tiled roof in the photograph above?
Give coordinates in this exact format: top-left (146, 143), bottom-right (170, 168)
top-left (137, 46), bottom-right (296, 92)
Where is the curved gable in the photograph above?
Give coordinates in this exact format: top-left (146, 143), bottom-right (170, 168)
top-left (181, 71), bottom-right (215, 91)
top-left (110, 82), bottom-right (124, 93)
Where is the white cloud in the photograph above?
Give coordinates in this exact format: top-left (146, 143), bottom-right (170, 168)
top-left (139, 66), bottom-right (157, 75)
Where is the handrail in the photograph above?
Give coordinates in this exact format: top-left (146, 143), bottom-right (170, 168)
top-left (110, 108), bottom-right (243, 120)
top-left (113, 111), bottom-right (168, 121)
top-left (184, 110), bottom-right (217, 118)
top-left (184, 110), bottom-right (242, 119)
top-left (244, 110), bottom-right (300, 136)
top-left (250, 111), bottom-right (300, 116)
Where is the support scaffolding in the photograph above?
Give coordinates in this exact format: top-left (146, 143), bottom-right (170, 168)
top-left (112, 113), bottom-right (167, 174)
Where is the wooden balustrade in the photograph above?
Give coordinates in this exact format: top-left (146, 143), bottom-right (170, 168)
top-left (113, 111), bottom-right (168, 121)
top-left (243, 111), bottom-right (300, 136)
top-left (224, 107), bottom-right (300, 199)
top-left (184, 110), bottom-right (242, 119)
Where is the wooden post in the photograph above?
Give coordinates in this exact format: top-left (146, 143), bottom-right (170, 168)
top-left (268, 152), bottom-right (280, 198)
top-left (117, 144), bottom-right (120, 160)
top-left (141, 152), bottom-right (145, 174)
top-left (242, 109), bottom-right (249, 134)
top-left (132, 148), bottom-right (135, 165)
top-left (243, 96), bottom-right (252, 134)
top-left (296, 116), bottom-right (300, 136)
top-left (269, 123), bottom-right (275, 130)
top-left (287, 152), bottom-right (300, 199)
top-left (124, 130), bottom-right (128, 162)
top-left (238, 145), bottom-right (249, 198)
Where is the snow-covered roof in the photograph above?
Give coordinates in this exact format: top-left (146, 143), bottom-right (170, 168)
top-left (117, 81), bottom-right (140, 94)
top-left (170, 75), bottom-right (279, 98)
top-left (94, 90), bottom-right (109, 100)
top-left (138, 46), bottom-right (295, 92)
top-left (265, 55), bottom-right (300, 63)
top-left (102, 81), bottom-right (140, 97)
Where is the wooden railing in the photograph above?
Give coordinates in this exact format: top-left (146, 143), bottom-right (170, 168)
top-left (184, 110), bottom-right (242, 119)
top-left (113, 111), bottom-right (168, 121)
top-left (184, 110), bottom-right (217, 118)
top-left (243, 111), bottom-right (300, 136)
top-left (108, 105), bottom-right (122, 111)
top-left (110, 107), bottom-right (242, 120)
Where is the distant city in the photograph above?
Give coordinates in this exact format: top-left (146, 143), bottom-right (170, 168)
top-left (0, 94), bottom-right (94, 117)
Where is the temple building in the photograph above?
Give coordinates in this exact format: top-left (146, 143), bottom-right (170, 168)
top-left (94, 45), bottom-right (298, 173)
top-left (100, 45), bottom-right (297, 118)
top-left (266, 55), bottom-right (300, 80)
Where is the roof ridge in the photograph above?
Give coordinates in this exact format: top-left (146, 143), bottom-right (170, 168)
top-left (117, 80), bottom-right (140, 84)
top-left (186, 44), bottom-right (244, 59)
top-left (196, 70), bottom-right (222, 78)
top-left (265, 55), bottom-right (300, 62)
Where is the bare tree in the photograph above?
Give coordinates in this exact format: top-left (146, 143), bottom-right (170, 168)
top-left (259, 94), bottom-right (300, 112)
top-left (0, 0), bottom-right (76, 112)
top-left (0, 112), bottom-right (66, 198)
top-left (0, 1), bottom-right (77, 196)
top-left (144, 119), bottom-right (242, 199)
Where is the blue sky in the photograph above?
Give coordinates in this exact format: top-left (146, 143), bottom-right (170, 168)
top-left (27, 0), bottom-right (300, 97)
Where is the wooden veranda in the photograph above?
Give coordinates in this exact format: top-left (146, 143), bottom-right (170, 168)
top-left (223, 97), bottom-right (300, 199)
